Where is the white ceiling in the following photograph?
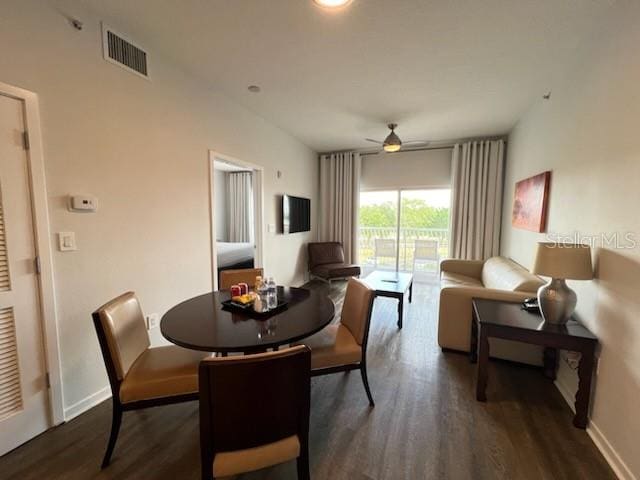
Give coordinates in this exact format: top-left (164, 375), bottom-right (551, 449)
top-left (84, 0), bottom-right (612, 152)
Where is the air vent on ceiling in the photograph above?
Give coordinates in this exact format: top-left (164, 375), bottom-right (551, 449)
top-left (102, 24), bottom-right (149, 79)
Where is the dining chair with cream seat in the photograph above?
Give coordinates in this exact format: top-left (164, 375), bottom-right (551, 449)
top-left (199, 345), bottom-right (312, 480)
top-left (219, 267), bottom-right (264, 290)
top-left (294, 278), bottom-right (376, 406)
top-left (92, 291), bottom-right (210, 468)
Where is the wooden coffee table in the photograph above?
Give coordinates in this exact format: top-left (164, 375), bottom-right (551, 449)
top-left (470, 298), bottom-right (598, 429)
top-left (363, 271), bottom-right (413, 328)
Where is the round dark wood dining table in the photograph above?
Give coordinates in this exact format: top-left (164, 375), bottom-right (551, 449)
top-left (160, 286), bottom-right (335, 353)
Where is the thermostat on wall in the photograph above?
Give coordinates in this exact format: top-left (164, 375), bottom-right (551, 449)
top-left (69, 195), bottom-right (98, 212)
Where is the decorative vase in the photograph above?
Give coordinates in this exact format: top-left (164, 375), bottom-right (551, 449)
top-left (537, 278), bottom-right (577, 325)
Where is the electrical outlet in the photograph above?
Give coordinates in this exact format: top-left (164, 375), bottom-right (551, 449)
top-left (146, 313), bottom-right (160, 330)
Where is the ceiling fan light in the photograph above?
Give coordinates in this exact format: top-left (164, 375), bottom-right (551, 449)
top-left (383, 143), bottom-right (401, 153)
top-left (313, 0), bottom-right (352, 8)
top-left (383, 144), bottom-right (401, 152)
top-left (383, 130), bottom-right (402, 152)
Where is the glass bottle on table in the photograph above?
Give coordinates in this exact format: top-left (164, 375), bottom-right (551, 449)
top-left (266, 277), bottom-right (277, 310)
top-left (256, 276), bottom-right (269, 311)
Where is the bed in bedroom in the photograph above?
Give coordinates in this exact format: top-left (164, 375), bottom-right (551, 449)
top-left (217, 242), bottom-right (255, 282)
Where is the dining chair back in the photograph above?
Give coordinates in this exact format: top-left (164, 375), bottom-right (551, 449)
top-left (95, 292), bottom-right (150, 381)
top-left (219, 267), bottom-right (264, 290)
top-left (93, 292), bottom-right (205, 469)
top-left (340, 278), bottom-right (375, 345)
top-left (199, 346), bottom-right (311, 479)
top-left (294, 278), bottom-right (377, 406)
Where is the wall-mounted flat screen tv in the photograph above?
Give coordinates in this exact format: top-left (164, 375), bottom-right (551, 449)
top-left (282, 194), bottom-right (311, 234)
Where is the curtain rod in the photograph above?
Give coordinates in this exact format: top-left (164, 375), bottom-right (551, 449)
top-left (320, 136), bottom-right (507, 157)
top-left (359, 145), bottom-right (454, 156)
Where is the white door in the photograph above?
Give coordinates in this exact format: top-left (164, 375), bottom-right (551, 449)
top-left (0, 93), bottom-right (49, 456)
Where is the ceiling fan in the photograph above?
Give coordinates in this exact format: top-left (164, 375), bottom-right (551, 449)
top-left (365, 123), bottom-right (430, 153)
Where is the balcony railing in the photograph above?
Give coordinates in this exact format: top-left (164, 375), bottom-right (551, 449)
top-left (358, 226), bottom-right (449, 274)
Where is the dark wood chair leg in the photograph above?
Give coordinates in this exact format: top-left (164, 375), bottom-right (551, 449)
top-left (360, 362), bottom-right (375, 407)
top-left (101, 401), bottom-right (123, 468)
top-left (296, 449), bottom-right (310, 480)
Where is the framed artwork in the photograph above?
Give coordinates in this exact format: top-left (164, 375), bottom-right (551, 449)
top-left (511, 171), bottom-right (551, 232)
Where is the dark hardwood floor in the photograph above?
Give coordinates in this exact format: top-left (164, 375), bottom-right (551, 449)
top-left (0, 280), bottom-right (614, 479)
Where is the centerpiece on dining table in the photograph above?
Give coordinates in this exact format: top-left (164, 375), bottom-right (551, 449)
top-left (221, 275), bottom-right (288, 317)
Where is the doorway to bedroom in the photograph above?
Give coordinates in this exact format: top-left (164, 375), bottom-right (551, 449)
top-left (209, 151), bottom-right (264, 290)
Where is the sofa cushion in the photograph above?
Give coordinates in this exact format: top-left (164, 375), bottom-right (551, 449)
top-left (311, 263), bottom-right (361, 279)
top-left (481, 256), bottom-right (544, 292)
top-left (440, 271), bottom-right (483, 288)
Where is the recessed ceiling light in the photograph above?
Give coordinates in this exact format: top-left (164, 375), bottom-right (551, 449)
top-left (313, 0), bottom-right (352, 8)
top-left (247, 85), bottom-right (261, 93)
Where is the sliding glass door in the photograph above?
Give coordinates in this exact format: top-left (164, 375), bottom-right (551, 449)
top-left (358, 189), bottom-right (450, 280)
top-left (359, 191), bottom-right (399, 271)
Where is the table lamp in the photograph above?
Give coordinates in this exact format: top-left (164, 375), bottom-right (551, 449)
top-left (532, 242), bottom-right (593, 324)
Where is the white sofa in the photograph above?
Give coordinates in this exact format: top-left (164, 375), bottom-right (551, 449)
top-left (438, 256), bottom-right (545, 364)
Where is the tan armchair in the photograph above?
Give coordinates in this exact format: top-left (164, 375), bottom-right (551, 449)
top-left (438, 257), bottom-right (544, 364)
top-left (308, 242), bottom-right (361, 283)
top-left (92, 292), bottom-right (210, 468)
top-left (295, 278), bottom-right (376, 406)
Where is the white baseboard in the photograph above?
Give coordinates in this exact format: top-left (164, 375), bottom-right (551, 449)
top-left (63, 386), bottom-right (112, 422)
top-left (555, 378), bottom-right (636, 480)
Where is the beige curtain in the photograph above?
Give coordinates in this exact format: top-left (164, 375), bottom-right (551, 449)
top-left (227, 172), bottom-right (253, 243)
top-left (450, 139), bottom-right (505, 260)
top-left (319, 152), bottom-right (361, 263)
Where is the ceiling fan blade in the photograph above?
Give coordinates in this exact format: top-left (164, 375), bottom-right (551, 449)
top-left (365, 138), bottom-right (384, 144)
top-left (402, 140), bottom-right (431, 146)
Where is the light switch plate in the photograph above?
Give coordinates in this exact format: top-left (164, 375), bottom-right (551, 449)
top-left (58, 232), bottom-right (77, 251)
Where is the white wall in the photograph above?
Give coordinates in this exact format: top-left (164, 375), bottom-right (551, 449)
top-left (214, 171), bottom-right (227, 241)
top-left (501, 3), bottom-right (640, 478)
top-left (361, 148), bottom-right (451, 190)
top-left (0, 0), bottom-right (318, 414)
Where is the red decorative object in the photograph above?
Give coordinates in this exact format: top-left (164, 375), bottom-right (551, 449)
top-left (511, 171), bottom-right (551, 232)
top-left (230, 285), bottom-right (241, 297)
top-left (238, 283), bottom-right (249, 295)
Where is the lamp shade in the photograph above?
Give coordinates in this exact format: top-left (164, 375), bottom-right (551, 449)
top-left (532, 242), bottom-right (593, 280)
